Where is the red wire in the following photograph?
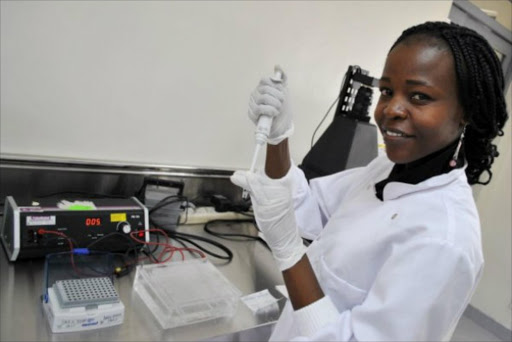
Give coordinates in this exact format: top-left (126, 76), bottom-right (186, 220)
top-left (38, 227), bottom-right (206, 276)
top-left (37, 229), bottom-right (82, 276)
top-left (129, 228), bottom-right (183, 261)
top-left (129, 228), bottom-right (206, 263)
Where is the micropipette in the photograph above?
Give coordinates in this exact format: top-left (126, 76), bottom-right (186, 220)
top-left (242, 66), bottom-right (284, 200)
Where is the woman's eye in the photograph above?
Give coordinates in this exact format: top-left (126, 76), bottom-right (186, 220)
top-left (379, 88), bottom-right (392, 96)
top-left (411, 93), bottom-right (431, 101)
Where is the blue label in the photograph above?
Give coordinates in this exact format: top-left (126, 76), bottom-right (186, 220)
top-left (82, 321), bottom-right (98, 327)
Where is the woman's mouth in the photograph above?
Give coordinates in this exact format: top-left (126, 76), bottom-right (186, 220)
top-left (382, 128), bottom-right (413, 138)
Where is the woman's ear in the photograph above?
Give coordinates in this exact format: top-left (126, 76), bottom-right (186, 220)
top-left (455, 101), bottom-right (466, 126)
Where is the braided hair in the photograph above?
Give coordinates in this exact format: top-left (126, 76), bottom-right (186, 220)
top-left (390, 21), bottom-right (508, 185)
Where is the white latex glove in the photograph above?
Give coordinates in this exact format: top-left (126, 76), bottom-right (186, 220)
top-left (231, 170), bottom-right (307, 271)
top-left (248, 70), bottom-right (294, 145)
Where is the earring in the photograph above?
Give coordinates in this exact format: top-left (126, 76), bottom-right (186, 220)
top-left (449, 125), bottom-right (466, 168)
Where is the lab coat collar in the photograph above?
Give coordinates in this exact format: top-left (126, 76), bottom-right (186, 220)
top-left (382, 165), bottom-right (467, 201)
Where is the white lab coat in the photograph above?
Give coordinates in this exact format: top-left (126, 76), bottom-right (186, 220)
top-left (269, 154), bottom-right (483, 341)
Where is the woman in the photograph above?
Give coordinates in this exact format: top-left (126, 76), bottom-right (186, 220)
top-left (231, 21), bottom-right (508, 341)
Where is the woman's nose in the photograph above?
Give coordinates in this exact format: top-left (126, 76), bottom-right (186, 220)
top-left (383, 98), bottom-right (407, 119)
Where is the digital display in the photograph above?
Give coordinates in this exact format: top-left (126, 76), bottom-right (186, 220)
top-left (85, 218), bottom-right (102, 226)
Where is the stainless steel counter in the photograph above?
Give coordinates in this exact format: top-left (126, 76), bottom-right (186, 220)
top-left (0, 222), bottom-right (285, 341)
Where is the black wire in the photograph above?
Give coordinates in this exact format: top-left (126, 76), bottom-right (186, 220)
top-left (109, 252), bottom-right (138, 278)
top-left (169, 232), bottom-right (233, 260)
top-left (142, 248), bottom-right (160, 264)
top-left (167, 235), bottom-right (207, 258)
top-left (151, 220), bottom-right (234, 261)
top-left (311, 94), bottom-right (341, 148)
top-left (86, 232), bottom-right (140, 262)
top-left (86, 231), bottom-right (137, 251)
top-left (143, 234), bottom-right (160, 263)
top-left (112, 248), bottom-right (139, 274)
top-left (147, 195), bottom-right (192, 255)
top-left (147, 195), bottom-right (187, 259)
top-left (148, 217), bottom-right (163, 255)
top-left (166, 235), bottom-right (212, 260)
top-left (149, 196), bottom-right (187, 214)
top-left (85, 231), bottom-right (141, 277)
top-left (149, 196), bottom-right (190, 226)
top-left (181, 201), bottom-right (190, 224)
top-left (169, 235), bottom-right (189, 249)
top-left (204, 220), bottom-right (262, 242)
top-left (149, 218), bottom-right (196, 258)
top-left (310, 71), bottom-right (348, 149)
top-left (148, 194), bottom-right (236, 261)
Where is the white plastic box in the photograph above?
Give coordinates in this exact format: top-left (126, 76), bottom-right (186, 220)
top-left (43, 277), bottom-right (124, 333)
top-left (133, 258), bottom-right (242, 329)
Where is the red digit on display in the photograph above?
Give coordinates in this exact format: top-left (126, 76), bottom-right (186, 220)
top-left (86, 218), bottom-right (102, 226)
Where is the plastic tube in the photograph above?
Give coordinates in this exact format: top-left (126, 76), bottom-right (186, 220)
top-left (242, 67), bottom-right (283, 200)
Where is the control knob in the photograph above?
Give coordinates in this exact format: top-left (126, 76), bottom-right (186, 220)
top-left (117, 221), bottom-right (132, 234)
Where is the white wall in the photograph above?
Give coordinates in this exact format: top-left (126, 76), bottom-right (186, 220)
top-left (470, 85), bottom-right (512, 330)
top-left (0, 1), bottom-right (452, 169)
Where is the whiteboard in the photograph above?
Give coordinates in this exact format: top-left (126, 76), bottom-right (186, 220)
top-left (0, 1), bottom-right (451, 169)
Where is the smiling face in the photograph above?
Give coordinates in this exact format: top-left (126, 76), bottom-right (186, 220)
top-left (375, 36), bottom-right (465, 164)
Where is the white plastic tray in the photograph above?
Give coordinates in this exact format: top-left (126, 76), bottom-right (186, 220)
top-left (133, 258), bottom-right (242, 329)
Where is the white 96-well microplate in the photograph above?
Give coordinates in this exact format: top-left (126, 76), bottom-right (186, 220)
top-left (54, 277), bottom-right (120, 308)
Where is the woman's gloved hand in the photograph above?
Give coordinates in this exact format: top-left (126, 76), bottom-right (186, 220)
top-left (231, 170), bottom-right (307, 271)
top-left (248, 69), bottom-right (294, 145)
